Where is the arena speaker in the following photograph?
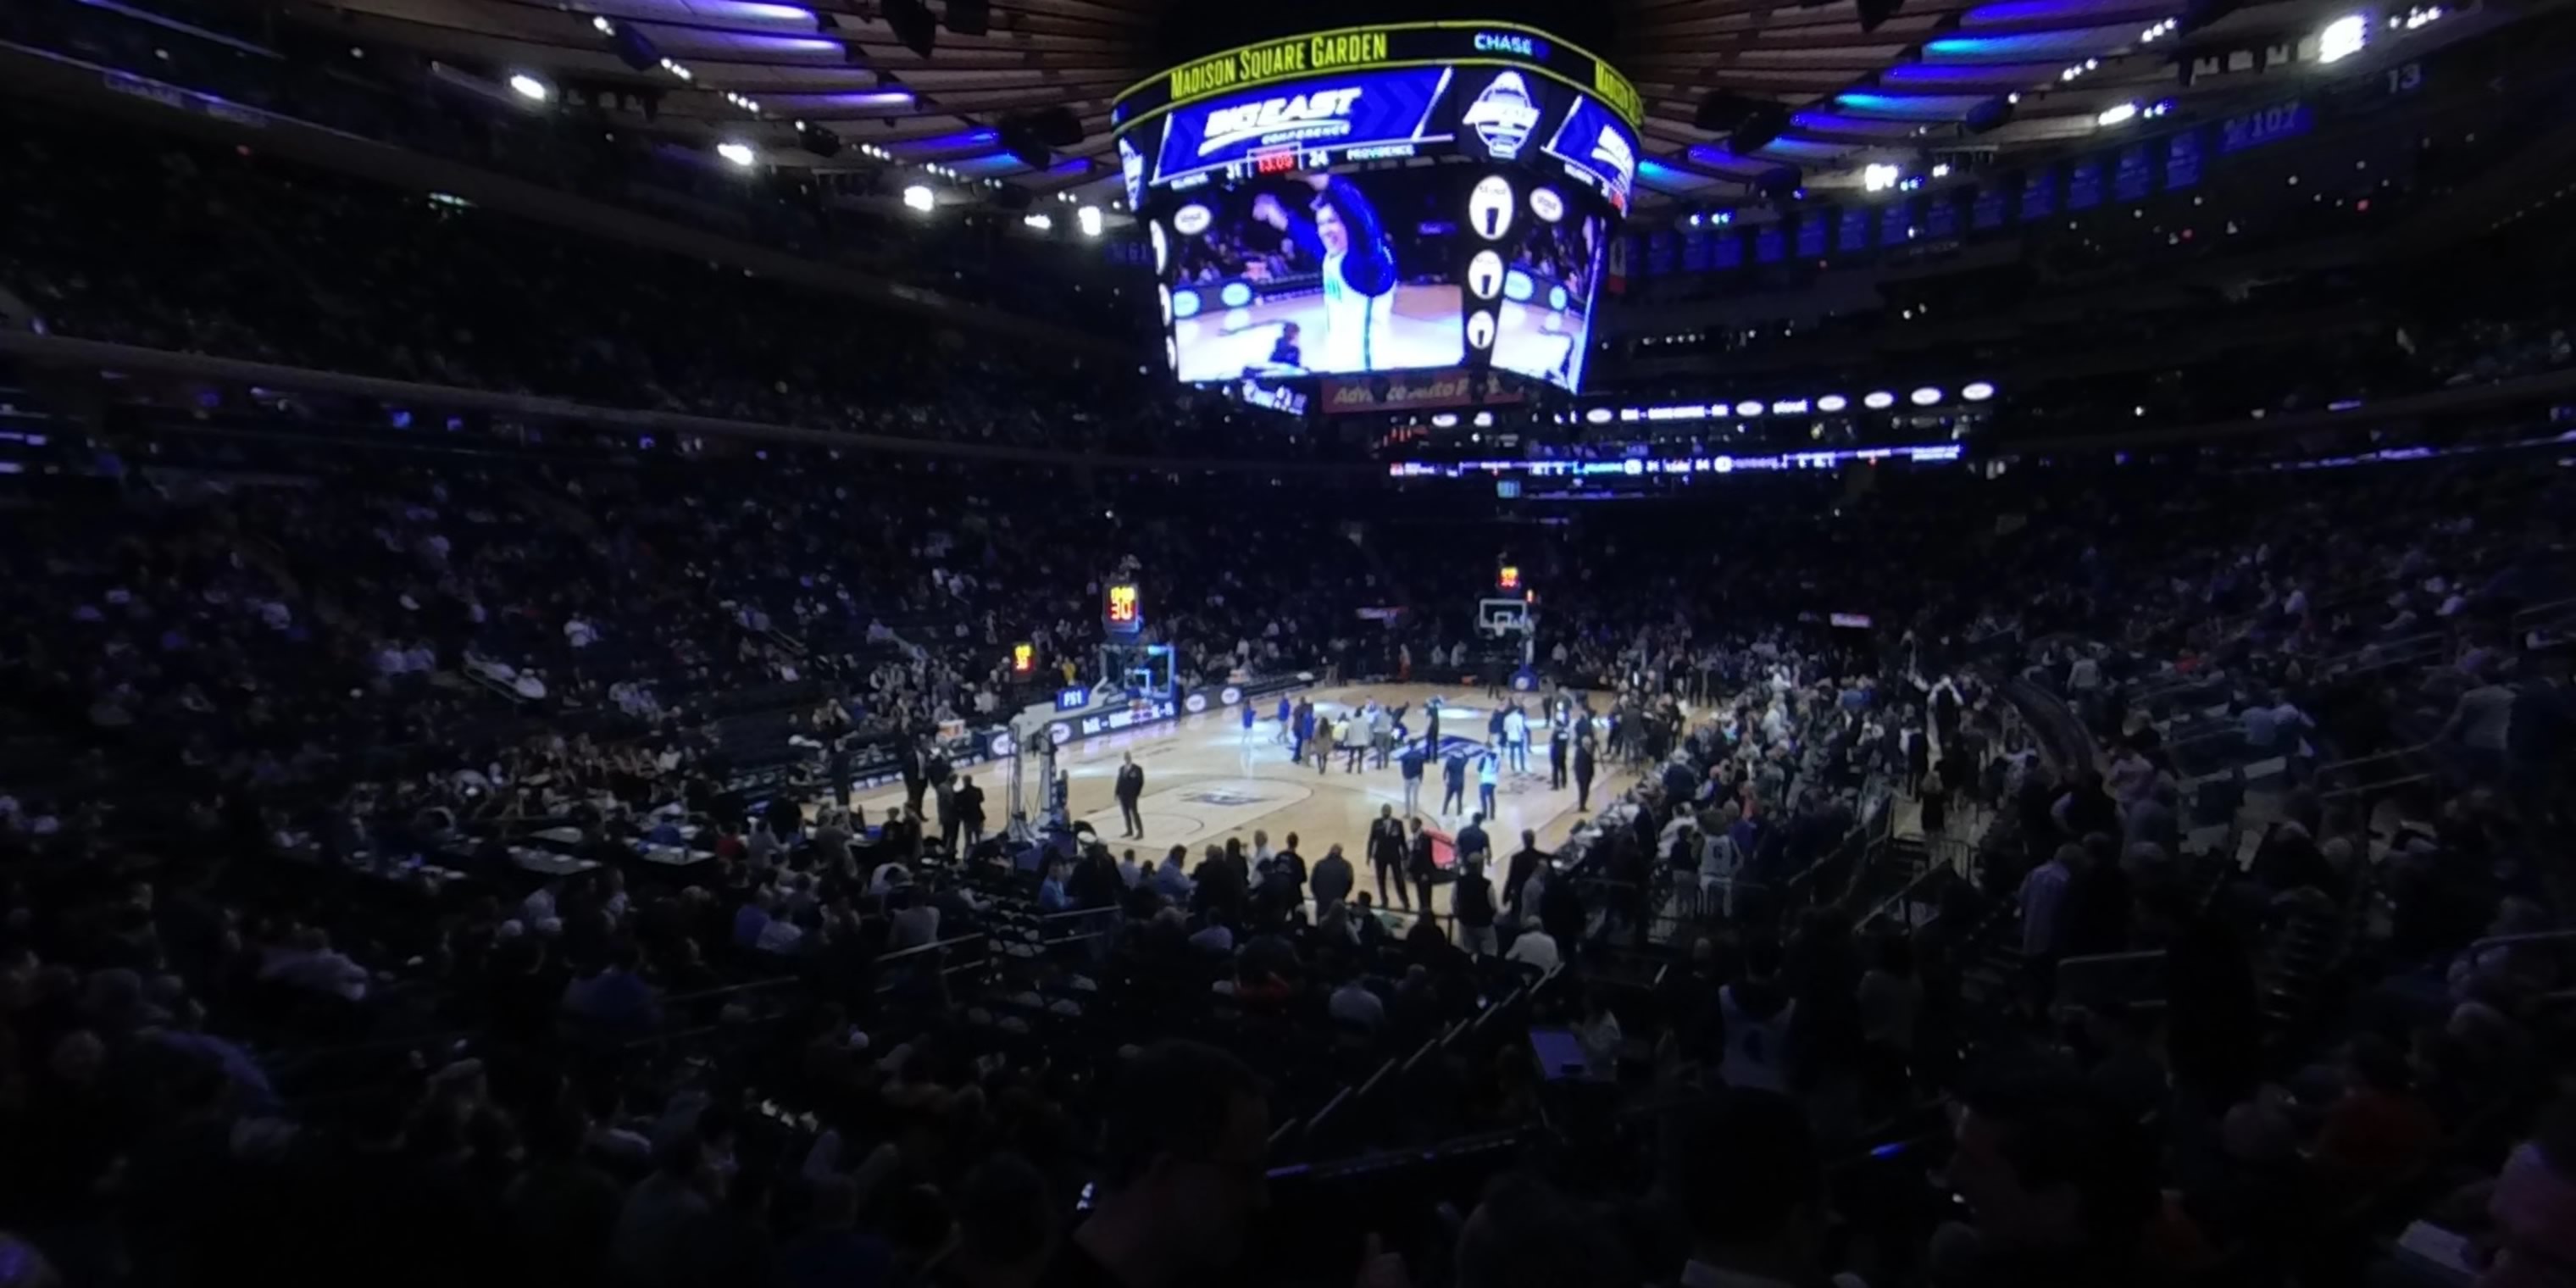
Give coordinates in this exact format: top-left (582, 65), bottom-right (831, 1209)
top-left (797, 122), bottom-right (843, 157)
top-left (1963, 94), bottom-right (2015, 135)
top-left (1693, 92), bottom-right (1774, 133)
top-left (606, 22), bottom-right (663, 72)
top-left (1725, 103), bottom-right (1790, 156)
top-left (945, 0), bottom-right (990, 35)
top-left (998, 130), bottom-right (1052, 170)
top-left (1755, 165), bottom-right (1802, 203)
top-left (1023, 106), bottom-right (1083, 148)
top-left (882, 0), bottom-right (936, 57)
top-left (1857, 0), bottom-right (1903, 32)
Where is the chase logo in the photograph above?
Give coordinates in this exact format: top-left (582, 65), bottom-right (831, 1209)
top-left (1473, 31), bottom-right (1546, 58)
top-left (1590, 125), bottom-right (1636, 192)
top-left (1197, 88), bottom-right (1364, 157)
top-left (1462, 71), bottom-right (1540, 159)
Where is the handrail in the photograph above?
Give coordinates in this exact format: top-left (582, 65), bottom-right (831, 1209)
top-left (2313, 743), bottom-right (2431, 778)
top-left (2318, 772), bottom-right (2433, 803)
top-left (658, 974), bottom-right (806, 1008)
top-left (874, 932), bottom-right (990, 969)
top-left (2469, 930), bottom-right (2576, 952)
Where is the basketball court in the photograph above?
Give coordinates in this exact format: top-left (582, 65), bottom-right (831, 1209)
top-left (846, 683), bottom-right (1637, 923)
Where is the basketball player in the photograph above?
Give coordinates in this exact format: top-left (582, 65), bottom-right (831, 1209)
top-left (1249, 175), bottom-right (1396, 374)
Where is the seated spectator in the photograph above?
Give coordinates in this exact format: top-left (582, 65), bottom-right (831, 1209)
top-left (1504, 927), bottom-right (1561, 972)
top-left (2311, 1035), bottom-right (2443, 1188)
top-left (1329, 971), bottom-right (1386, 1032)
top-left (1673, 1091), bottom-right (1829, 1288)
top-left (1932, 1066), bottom-right (2161, 1288)
top-left (563, 942), bottom-right (662, 1033)
top-left (1047, 1042), bottom-right (1269, 1285)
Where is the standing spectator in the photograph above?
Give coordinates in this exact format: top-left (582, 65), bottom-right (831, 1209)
top-left (2021, 843), bottom-right (2079, 962)
top-left (1310, 841), bottom-right (1356, 913)
top-left (1453, 860), bottom-right (1498, 957)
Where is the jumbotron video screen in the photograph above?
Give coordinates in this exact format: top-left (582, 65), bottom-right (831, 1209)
top-left (1114, 23), bottom-right (1639, 395)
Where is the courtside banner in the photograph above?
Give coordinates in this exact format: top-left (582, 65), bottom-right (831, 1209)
top-left (1152, 67), bottom-right (1453, 187)
top-left (1320, 372), bottom-right (1524, 414)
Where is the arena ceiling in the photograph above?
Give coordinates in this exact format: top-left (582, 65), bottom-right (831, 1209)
top-left (289, 0), bottom-right (2467, 213)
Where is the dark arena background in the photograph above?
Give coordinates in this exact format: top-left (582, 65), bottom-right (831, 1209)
top-left (2, 0), bottom-right (2575, 1284)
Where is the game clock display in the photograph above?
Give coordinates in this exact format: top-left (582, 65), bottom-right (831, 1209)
top-left (1103, 583), bottom-right (1144, 636)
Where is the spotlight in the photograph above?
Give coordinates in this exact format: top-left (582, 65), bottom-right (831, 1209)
top-left (2318, 13), bottom-right (2368, 61)
top-left (1863, 391), bottom-right (1896, 410)
top-left (716, 142), bottom-right (756, 167)
top-left (1909, 386), bottom-right (1944, 406)
top-left (1816, 394), bottom-right (1849, 413)
top-left (2096, 102), bottom-right (2139, 127)
top-left (1077, 205), bottom-right (1103, 237)
top-left (508, 73), bottom-right (551, 102)
top-left (1963, 381), bottom-right (1996, 402)
top-left (1023, 213), bottom-right (1052, 231)
top-left (1863, 163), bottom-right (1901, 192)
top-left (903, 184), bottom-right (935, 212)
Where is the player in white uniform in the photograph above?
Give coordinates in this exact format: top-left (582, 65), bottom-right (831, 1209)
top-left (1250, 174), bottom-right (1397, 374)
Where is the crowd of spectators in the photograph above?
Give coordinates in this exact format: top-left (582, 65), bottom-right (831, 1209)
top-left (5, 53), bottom-right (2576, 1288)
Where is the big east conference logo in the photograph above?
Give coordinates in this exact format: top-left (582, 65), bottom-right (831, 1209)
top-left (1196, 87), bottom-right (1364, 156)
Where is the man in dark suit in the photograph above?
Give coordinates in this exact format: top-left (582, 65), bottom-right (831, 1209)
top-left (1573, 740), bottom-right (1597, 812)
top-left (1442, 748), bottom-right (1469, 815)
top-left (1550, 722), bottom-right (1569, 790)
top-left (1113, 752), bottom-right (1145, 838)
top-left (952, 775), bottom-right (985, 852)
top-left (1504, 830), bottom-right (1547, 923)
top-left (900, 738), bottom-right (928, 813)
top-left (1405, 818), bottom-right (1438, 915)
top-left (1368, 804), bottom-right (1410, 908)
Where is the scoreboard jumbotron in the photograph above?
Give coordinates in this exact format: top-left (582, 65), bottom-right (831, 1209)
top-left (1113, 22), bottom-right (1640, 397)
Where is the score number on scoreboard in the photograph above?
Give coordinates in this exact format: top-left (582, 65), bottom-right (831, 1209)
top-left (1104, 582), bottom-right (1145, 636)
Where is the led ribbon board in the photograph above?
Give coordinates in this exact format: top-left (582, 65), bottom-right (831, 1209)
top-left (1136, 60), bottom-right (1640, 208)
top-left (1113, 23), bottom-right (1641, 139)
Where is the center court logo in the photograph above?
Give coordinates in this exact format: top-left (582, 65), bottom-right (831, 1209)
top-left (1181, 788), bottom-right (1269, 807)
top-left (1197, 87), bottom-right (1364, 157)
top-left (1461, 71), bottom-right (1540, 158)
